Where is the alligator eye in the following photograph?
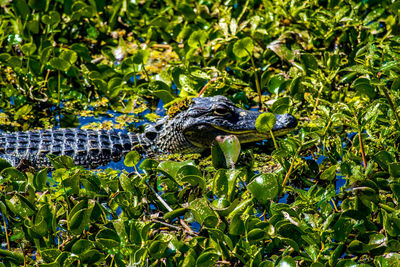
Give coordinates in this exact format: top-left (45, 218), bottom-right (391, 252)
top-left (214, 108), bottom-right (230, 116)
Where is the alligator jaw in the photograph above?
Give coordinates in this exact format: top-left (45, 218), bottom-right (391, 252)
top-left (211, 113), bottom-right (298, 144)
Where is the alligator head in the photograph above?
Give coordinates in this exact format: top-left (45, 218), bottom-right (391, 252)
top-left (142, 95), bottom-right (297, 153)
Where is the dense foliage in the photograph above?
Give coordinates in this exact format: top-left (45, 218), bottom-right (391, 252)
top-left (1, 0), bottom-right (400, 266)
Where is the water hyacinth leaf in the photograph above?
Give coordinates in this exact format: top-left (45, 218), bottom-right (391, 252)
top-left (248, 173), bottom-right (279, 204)
top-left (354, 84), bottom-right (375, 99)
top-left (60, 50), bottom-right (78, 64)
top-left (0, 249), bottom-right (25, 265)
top-left (42, 10), bottom-right (61, 25)
top-left (189, 198), bottom-right (218, 227)
top-left (21, 42), bottom-right (37, 55)
top-left (149, 240), bottom-right (168, 259)
top-left (119, 173), bottom-right (134, 191)
top-left (7, 56), bottom-right (22, 68)
top-left (196, 249), bottom-right (220, 267)
top-left (14, 104), bottom-right (32, 120)
top-left (0, 158), bottom-right (12, 172)
top-left (271, 97), bottom-right (290, 114)
top-left (176, 165), bottom-right (206, 189)
top-left (139, 159), bottom-right (159, 175)
top-left (132, 50), bottom-right (150, 64)
top-left (278, 256), bottom-right (296, 267)
top-left (211, 143), bottom-right (227, 169)
top-left (12, 0), bottom-right (30, 20)
top-left (213, 169), bottom-right (229, 195)
top-left (255, 113), bottom-right (276, 133)
top-left (49, 57), bottom-right (70, 71)
top-left (178, 3), bottom-right (196, 21)
top-left (233, 37), bottom-right (254, 58)
top-left (320, 165), bottom-right (337, 181)
top-left (5, 194), bottom-right (36, 217)
top-left (39, 47), bottom-right (53, 66)
top-left (71, 239), bottom-right (94, 255)
top-left (213, 135), bottom-right (240, 169)
top-left (300, 53), bottom-right (318, 73)
top-left (1, 167), bottom-right (26, 181)
top-left (259, 261), bottom-right (274, 267)
top-left (48, 155), bottom-right (75, 169)
top-left (211, 198), bottom-right (230, 209)
top-left (164, 207), bottom-right (188, 221)
top-left (247, 228), bottom-right (266, 242)
top-left (267, 75), bottom-right (285, 94)
top-left (150, 81), bottom-right (176, 104)
top-left (389, 163), bottom-right (400, 178)
top-left (124, 151), bottom-right (140, 167)
top-left (188, 30), bottom-right (207, 48)
top-left (33, 168), bottom-right (48, 190)
top-left (68, 200), bottom-right (94, 235)
top-left (229, 213), bottom-right (245, 235)
top-left (158, 160), bottom-right (195, 182)
top-left (78, 250), bottom-right (105, 264)
top-left (96, 228), bottom-right (121, 250)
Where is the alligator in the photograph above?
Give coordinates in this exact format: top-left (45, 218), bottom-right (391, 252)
top-left (0, 96), bottom-right (297, 169)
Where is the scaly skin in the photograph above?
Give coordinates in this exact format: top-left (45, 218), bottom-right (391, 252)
top-left (0, 96), bottom-right (297, 168)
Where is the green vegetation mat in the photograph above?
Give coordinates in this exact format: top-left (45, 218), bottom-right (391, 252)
top-left (1, 0), bottom-right (400, 266)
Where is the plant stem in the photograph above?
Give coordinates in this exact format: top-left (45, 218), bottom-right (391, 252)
top-left (198, 77), bottom-right (218, 97)
top-left (199, 41), bottom-right (206, 67)
top-left (249, 55), bottom-right (262, 110)
top-left (269, 129), bottom-right (278, 149)
top-left (281, 146), bottom-right (301, 188)
top-left (2, 212), bottom-right (10, 250)
top-left (358, 131), bottom-right (367, 170)
top-left (142, 60), bottom-right (150, 82)
top-left (380, 85), bottom-right (400, 129)
top-left (313, 84), bottom-right (324, 114)
top-left (58, 70), bottom-right (61, 123)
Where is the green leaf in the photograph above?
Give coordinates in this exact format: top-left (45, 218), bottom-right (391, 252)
top-left (14, 104), bottom-right (32, 120)
top-left (158, 160), bottom-right (195, 183)
top-left (188, 30), bottom-right (207, 48)
top-left (0, 249), bottom-right (25, 265)
top-left (21, 43), bottom-right (37, 55)
top-left (248, 173), bottom-right (279, 204)
top-left (320, 165), bottom-right (337, 181)
top-left (71, 240), bottom-right (94, 255)
top-left (5, 194), bottom-right (36, 217)
top-left (271, 97), bottom-right (290, 114)
top-left (13, 0), bottom-right (30, 20)
top-left (60, 49), bottom-right (78, 64)
top-left (33, 168), bottom-right (47, 190)
top-left (255, 113), bottom-right (276, 133)
top-left (164, 207), bottom-right (189, 221)
top-left (178, 3), bottom-right (196, 21)
top-left (233, 37), bottom-right (254, 58)
top-left (373, 151), bottom-right (394, 170)
top-left (124, 151), bottom-right (141, 167)
top-left (196, 250), bottom-right (219, 267)
top-left (150, 81), bottom-right (176, 104)
top-left (190, 198), bottom-right (219, 227)
top-left (278, 256), bottom-right (296, 267)
top-left (42, 11), bottom-right (61, 25)
top-left (96, 229), bottom-right (120, 250)
top-left (267, 75), bottom-right (285, 94)
top-left (214, 135), bottom-right (240, 169)
top-left (176, 165), bottom-right (206, 189)
top-left (119, 173), bottom-right (134, 191)
top-left (132, 50), bottom-right (150, 64)
top-left (49, 57), bottom-right (71, 71)
top-left (389, 163), bottom-right (400, 178)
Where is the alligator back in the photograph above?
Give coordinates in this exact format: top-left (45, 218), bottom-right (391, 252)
top-left (0, 128), bottom-right (138, 168)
